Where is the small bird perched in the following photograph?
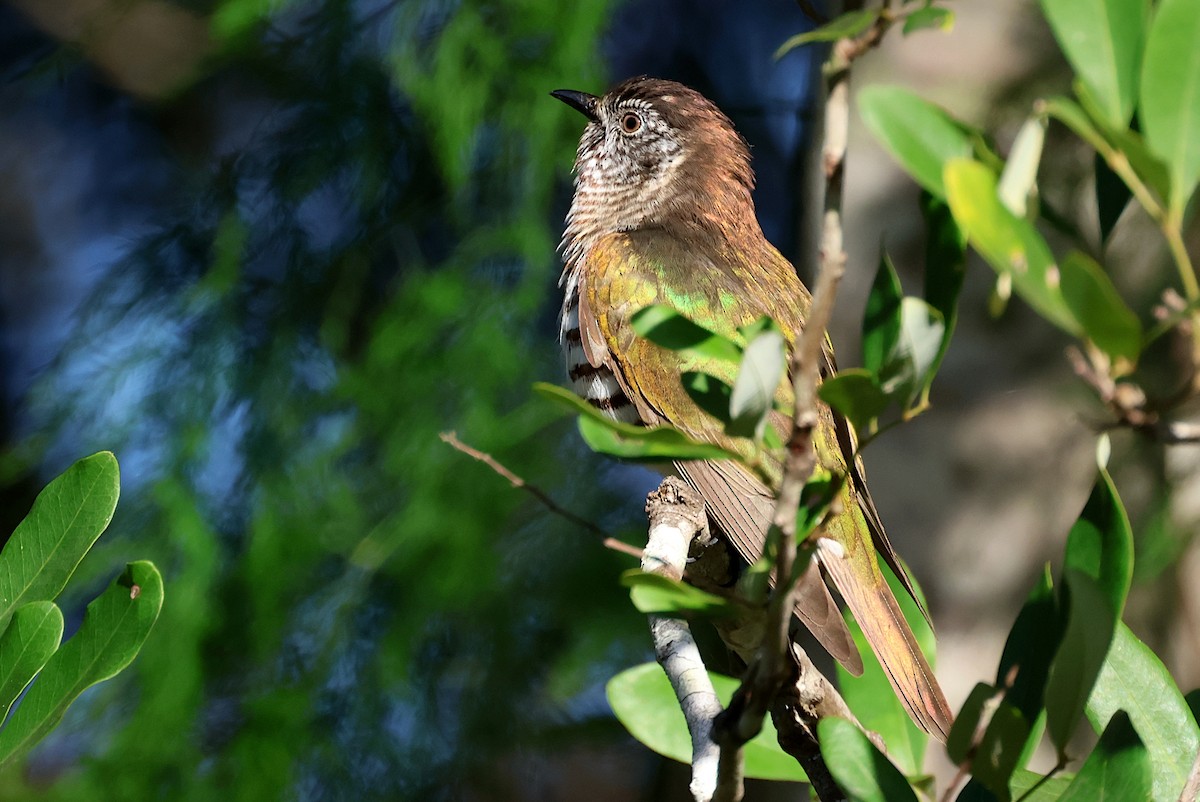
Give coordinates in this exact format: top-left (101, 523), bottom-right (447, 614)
top-left (552, 76), bottom-right (953, 740)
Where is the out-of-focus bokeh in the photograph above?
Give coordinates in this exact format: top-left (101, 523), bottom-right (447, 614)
top-left (0, 0), bottom-right (1195, 800)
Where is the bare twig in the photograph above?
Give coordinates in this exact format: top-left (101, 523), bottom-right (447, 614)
top-left (643, 478), bottom-right (734, 802)
top-left (439, 431), bottom-right (643, 558)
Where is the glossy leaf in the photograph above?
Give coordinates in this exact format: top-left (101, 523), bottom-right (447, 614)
top-left (0, 602), bottom-right (63, 726)
top-left (577, 416), bottom-right (742, 463)
top-left (902, 7), bottom-right (953, 35)
top-left (997, 116), bottom-right (1045, 217)
top-left (1063, 468), bottom-right (1133, 618)
top-left (819, 370), bottom-right (889, 432)
top-left (859, 87), bottom-right (975, 198)
top-left (972, 700), bottom-right (1030, 801)
top-left (681, 371), bottom-right (733, 425)
top-left (996, 567), bottom-right (1062, 728)
top-left (893, 298), bottom-right (944, 407)
top-left (836, 564), bottom-right (932, 777)
top-left (533, 382), bottom-right (744, 462)
top-left (1040, 0), bottom-right (1143, 126)
top-left (0, 452), bottom-right (120, 628)
top-left (1008, 769), bottom-right (1076, 802)
top-left (1060, 711), bottom-right (1151, 802)
top-left (943, 159), bottom-right (1079, 333)
top-left (818, 716), bottom-right (918, 802)
top-left (947, 682), bottom-right (996, 765)
top-left (863, 249), bottom-right (903, 379)
top-left (606, 662), bottom-right (807, 782)
top-left (620, 571), bottom-right (737, 618)
top-left (1087, 622), bottom-right (1200, 801)
top-left (775, 9), bottom-right (878, 56)
top-left (728, 329), bottom-right (786, 440)
top-left (0, 561), bottom-right (164, 767)
top-left (1060, 252), bottom-right (1142, 363)
top-left (630, 305), bottom-right (743, 364)
top-left (919, 193), bottom-right (966, 403)
top-left (1140, 0), bottom-right (1200, 210)
top-left (1045, 570), bottom-right (1116, 755)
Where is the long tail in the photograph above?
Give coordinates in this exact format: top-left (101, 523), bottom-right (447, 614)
top-left (817, 536), bottom-right (954, 741)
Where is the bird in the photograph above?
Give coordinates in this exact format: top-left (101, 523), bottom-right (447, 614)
top-left (551, 76), bottom-right (953, 741)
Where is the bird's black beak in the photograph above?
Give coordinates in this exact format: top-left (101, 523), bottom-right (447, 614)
top-left (551, 89), bottom-right (600, 123)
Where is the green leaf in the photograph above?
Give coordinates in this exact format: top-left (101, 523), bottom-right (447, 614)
top-left (902, 7), bottom-right (954, 35)
top-left (606, 662), bottom-right (807, 782)
top-left (630, 305), bottom-right (743, 364)
top-left (775, 9), bottom-right (878, 56)
top-left (947, 683), bottom-right (997, 765)
top-left (1060, 251), bottom-right (1142, 363)
top-left (835, 562), bottom-right (932, 776)
top-left (943, 159), bottom-right (1080, 333)
top-left (1087, 623), bottom-right (1200, 801)
top-left (1045, 570), bottom-right (1116, 755)
top-left (891, 298), bottom-right (945, 408)
top-left (996, 567), bottom-right (1062, 728)
top-left (533, 382), bottom-right (745, 463)
top-left (818, 370), bottom-right (889, 433)
top-left (1009, 769), bottom-right (1076, 802)
top-left (1060, 711), bottom-right (1151, 802)
top-left (997, 116), bottom-right (1046, 217)
top-left (919, 193), bottom-right (967, 403)
top-left (818, 716), bottom-right (918, 802)
top-left (681, 371), bottom-right (733, 425)
top-left (863, 249), bottom-right (903, 379)
top-left (796, 472), bottom-right (844, 543)
top-left (619, 571), bottom-right (737, 618)
top-left (0, 452), bottom-right (120, 628)
top-left (0, 561), bottom-right (163, 767)
top-left (1140, 0), bottom-right (1200, 211)
top-left (1063, 468), bottom-right (1134, 618)
top-left (728, 329), bottom-right (786, 440)
top-left (0, 602), bottom-right (63, 726)
top-left (1047, 91), bottom-right (1173, 204)
top-left (577, 416), bottom-right (742, 463)
top-left (973, 700), bottom-right (1031, 801)
top-left (1039, 0), bottom-right (1144, 127)
top-left (859, 86), bottom-right (975, 198)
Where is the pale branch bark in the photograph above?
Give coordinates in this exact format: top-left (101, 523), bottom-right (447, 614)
top-left (439, 431), bottom-right (643, 559)
top-left (643, 478), bottom-right (737, 802)
top-left (1178, 745), bottom-right (1200, 802)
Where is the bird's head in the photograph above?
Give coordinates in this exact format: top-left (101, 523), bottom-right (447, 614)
top-left (553, 77), bottom-right (758, 252)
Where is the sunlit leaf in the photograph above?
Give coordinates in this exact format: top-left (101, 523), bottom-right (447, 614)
top-left (1060, 252), bottom-right (1142, 363)
top-left (1063, 468), bottom-right (1134, 618)
top-left (902, 7), bottom-right (953, 35)
top-left (0, 602), bottom-right (63, 726)
top-left (863, 249), bottom-right (903, 379)
top-left (891, 298), bottom-right (945, 408)
top-left (606, 663), bottom-right (807, 782)
top-left (1087, 623), bottom-right (1200, 801)
top-left (1045, 570), bottom-right (1116, 755)
top-left (818, 716), bottom-right (918, 802)
top-left (728, 329), bottom-right (786, 440)
top-left (943, 159), bottom-right (1079, 333)
top-left (1060, 711), bottom-right (1151, 802)
top-left (1008, 769), bottom-right (1075, 802)
top-left (1140, 0), bottom-right (1200, 211)
top-left (578, 416), bottom-right (742, 463)
top-left (775, 9), bottom-right (878, 56)
top-left (819, 370), bottom-right (889, 432)
top-left (859, 87), bottom-right (975, 198)
top-left (1039, 0), bottom-right (1144, 126)
top-left (0, 562), bottom-right (164, 767)
top-left (0, 452), bottom-right (120, 628)
top-left (997, 116), bottom-right (1046, 217)
top-left (630, 305), bottom-right (742, 364)
top-left (620, 571), bottom-right (737, 618)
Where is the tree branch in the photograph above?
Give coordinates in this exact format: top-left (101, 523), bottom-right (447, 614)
top-left (643, 478), bottom-right (738, 802)
top-left (439, 431), bottom-right (643, 558)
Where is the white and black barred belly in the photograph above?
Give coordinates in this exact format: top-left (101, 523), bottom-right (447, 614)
top-left (559, 272), bottom-right (642, 425)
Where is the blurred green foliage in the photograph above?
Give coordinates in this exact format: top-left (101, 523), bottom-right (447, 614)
top-left (0, 0), bottom-right (675, 799)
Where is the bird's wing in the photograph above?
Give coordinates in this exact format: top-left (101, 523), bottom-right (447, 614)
top-left (583, 232), bottom-right (952, 740)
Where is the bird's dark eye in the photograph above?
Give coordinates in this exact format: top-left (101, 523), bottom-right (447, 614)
top-left (619, 112), bottom-right (643, 134)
